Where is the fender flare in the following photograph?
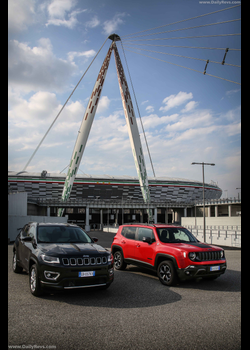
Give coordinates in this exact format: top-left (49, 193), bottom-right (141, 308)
top-left (154, 253), bottom-right (179, 270)
top-left (111, 245), bottom-right (124, 255)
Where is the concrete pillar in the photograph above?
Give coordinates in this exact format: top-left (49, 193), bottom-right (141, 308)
top-left (115, 209), bottom-right (119, 226)
top-left (154, 208), bottom-right (157, 223)
top-left (228, 204), bottom-right (232, 217)
top-left (47, 206), bottom-right (50, 217)
top-left (207, 206), bottom-right (211, 217)
top-left (184, 207), bottom-right (187, 217)
top-left (174, 210), bottom-right (181, 224)
top-left (100, 209), bottom-right (103, 229)
top-left (215, 205), bottom-right (218, 217)
top-left (85, 206), bottom-right (90, 231)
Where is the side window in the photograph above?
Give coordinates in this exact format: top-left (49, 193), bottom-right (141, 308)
top-left (138, 228), bottom-right (154, 242)
top-left (121, 226), bottom-right (137, 240)
top-left (28, 225), bottom-right (36, 239)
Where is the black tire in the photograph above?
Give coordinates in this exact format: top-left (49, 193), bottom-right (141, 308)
top-left (12, 251), bottom-right (23, 273)
top-left (29, 264), bottom-right (43, 297)
top-left (157, 260), bottom-right (177, 286)
top-left (113, 250), bottom-right (127, 270)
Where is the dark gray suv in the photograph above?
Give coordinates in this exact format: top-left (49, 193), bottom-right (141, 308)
top-left (13, 222), bottom-right (114, 296)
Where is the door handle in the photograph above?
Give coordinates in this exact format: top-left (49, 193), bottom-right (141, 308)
top-left (121, 240), bottom-right (126, 244)
top-left (136, 244), bottom-right (140, 248)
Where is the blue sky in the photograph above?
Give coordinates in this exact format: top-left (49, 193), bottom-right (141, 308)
top-left (8, 0), bottom-right (241, 198)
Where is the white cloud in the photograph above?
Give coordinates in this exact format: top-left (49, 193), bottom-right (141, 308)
top-left (8, 38), bottom-right (77, 93)
top-left (181, 101), bottom-right (198, 113)
top-left (96, 96), bottom-right (111, 114)
top-left (103, 13), bottom-right (127, 35)
top-left (165, 110), bottom-right (213, 133)
top-left (8, 91), bottom-right (86, 171)
top-left (141, 113), bottom-right (179, 130)
top-left (47, 0), bottom-right (76, 18)
top-left (46, 0), bottom-right (86, 29)
top-left (8, 0), bottom-right (35, 33)
top-left (67, 49), bottom-right (96, 62)
top-left (159, 91), bottom-right (193, 112)
top-left (145, 106), bottom-right (154, 113)
top-left (85, 16), bottom-right (100, 28)
top-left (224, 122), bottom-right (241, 137)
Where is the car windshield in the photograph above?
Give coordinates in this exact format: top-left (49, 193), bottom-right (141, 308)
top-left (37, 226), bottom-right (93, 244)
top-left (156, 227), bottom-right (198, 243)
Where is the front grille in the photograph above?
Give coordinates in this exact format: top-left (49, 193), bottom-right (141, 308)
top-left (62, 256), bottom-right (108, 266)
top-left (196, 251), bottom-right (221, 261)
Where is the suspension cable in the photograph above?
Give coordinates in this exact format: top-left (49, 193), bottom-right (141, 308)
top-left (122, 4), bottom-right (241, 38)
top-left (120, 40), bottom-right (156, 178)
top-left (22, 37), bottom-right (109, 172)
top-left (122, 43), bottom-right (241, 51)
top-left (122, 33), bottom-right (241, 43)
top-left (123, 48), bottom-right (241, 85)
top-left (122, 45), bottom-right (241, 68)
top-left (121, 18), bottom-right (240, 40)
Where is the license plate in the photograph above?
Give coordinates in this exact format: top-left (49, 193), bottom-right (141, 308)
top-left (78, 271), bottom-right (95, 277)
top-left (210, 266), bottom-right (220, 271)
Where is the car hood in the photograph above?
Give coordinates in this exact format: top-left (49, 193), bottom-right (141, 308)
top-left (161, 241), bottom-right (223, 251)
top-left (39, 243), bottom-right (108, 256)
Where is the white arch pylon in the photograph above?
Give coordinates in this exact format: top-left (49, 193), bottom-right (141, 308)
top-left (58, 34), bottom-right (152, 221)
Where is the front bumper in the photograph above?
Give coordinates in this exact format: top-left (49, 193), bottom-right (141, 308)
top-left (39, 263), bottom-right (114, 290)
top-left (177, 261), bottom-right (227, 281)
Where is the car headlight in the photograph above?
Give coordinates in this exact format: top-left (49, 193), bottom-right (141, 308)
top-left (189, 252), bottom-right (196, 261)
top-left (41, 254), bottom-right (60, 264)
top-left (220, 250), bottom-right (224, 259)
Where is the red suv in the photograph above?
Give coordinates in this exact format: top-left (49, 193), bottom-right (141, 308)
top-left (111, 223), bottom-right (227, 286)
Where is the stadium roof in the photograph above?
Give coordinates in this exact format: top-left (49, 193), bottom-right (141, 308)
top-left (8, 171), bottom-right (219, 188)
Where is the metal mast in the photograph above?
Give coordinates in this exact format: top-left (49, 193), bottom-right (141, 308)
top-left (58, 34), bottom-right (152, 221)
top-left (112, 38), bottom-right (152, 221)
top-left (58, 43), bottom-right (113, 216)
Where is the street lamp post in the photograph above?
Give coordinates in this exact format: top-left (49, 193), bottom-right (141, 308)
top-left (191, 162), bottom-right (215, 242)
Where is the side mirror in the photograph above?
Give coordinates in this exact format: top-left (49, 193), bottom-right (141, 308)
top-left (92, 237), bottom-right (98, 243)
top-left (22, 236), bottom-right (32, 242)
top-left (142, 237), bottom-right (152, 244)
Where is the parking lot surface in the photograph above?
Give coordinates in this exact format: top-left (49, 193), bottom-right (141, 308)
top-left (8, 231), bottom-right (241, 350)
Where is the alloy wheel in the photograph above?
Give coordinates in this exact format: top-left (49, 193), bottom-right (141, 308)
top-left (114, 252), bottom-right (121, 269)
top-left (159, 264), bottom-right (171, 282)
top-left (30, 267), bottom-right (37, 293)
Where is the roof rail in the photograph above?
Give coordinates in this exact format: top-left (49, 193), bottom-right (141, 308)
top-left (123, 222), bottom-right (156, 227)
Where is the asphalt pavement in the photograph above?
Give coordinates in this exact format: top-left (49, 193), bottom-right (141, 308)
top-left (8, 230), bottom-right (241, 350)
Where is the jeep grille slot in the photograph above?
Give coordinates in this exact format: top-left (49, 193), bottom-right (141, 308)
top-left (62, 258), bottom-right (69, 265)
top-left (62, 256), bottom-right (108, 266)
top-left (197, 251), bottom-right (221, 261)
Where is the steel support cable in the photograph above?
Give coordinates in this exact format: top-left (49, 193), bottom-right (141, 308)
top-left (22, 37), bottom-right (109, 172)
top-left (122, 43), bottom-right (241, 51)
top-left (122, 33), bottom-right (241, 43)
top-left (123, 48), bottom-right (241, 85)
top-left (122, 45), bottom-right (241, 68)
top-left (119, 40), bottom-right (156, 178)
top-left (121, 18), bottom-right (241, 40)
top-left (122, 4), bottom-right (241, 38)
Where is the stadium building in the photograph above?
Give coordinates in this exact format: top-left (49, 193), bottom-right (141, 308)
top-left (8, 171), bottom-right (222, 226)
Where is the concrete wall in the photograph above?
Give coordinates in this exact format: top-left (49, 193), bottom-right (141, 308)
top-left (188, 228), bottom-right (241, 248)
top-left (181, 217), bottom-right (241, 248)
top-left (8, 192), bottom-right (27, 216)
top-left (8, 215), bottom-right (68, 242)
top-left (181, 216), bottom-right (241, 228)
